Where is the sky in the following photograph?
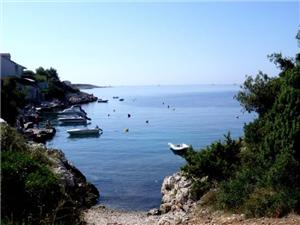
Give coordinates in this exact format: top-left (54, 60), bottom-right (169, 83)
top-left (1, 1), bottom-right (299, 86)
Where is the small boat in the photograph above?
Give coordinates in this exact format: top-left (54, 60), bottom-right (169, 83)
top-left (113, 96), bottom-right (119, 99)
top-left (58, 105), bottom-right (87, 117)
top-left (98, 99), bottom-right (109, 103)
top-left (168, 143), bottom-right (190, 155)
top-left (119, 98), bottom-right (124, 101)
top-left (58, 116), bottom-right (87, 124)
top-left (67, 127), bottom-right (102, 136)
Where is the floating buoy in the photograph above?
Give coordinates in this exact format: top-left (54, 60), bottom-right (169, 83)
top-left (146, 120), bottom-right (149, 123)
top-left (124, 128), bottom-right (129, 132)
top-left (167, 105), bottom-right (170, 108)
top-left (128, 114), bottom-right (131, 118)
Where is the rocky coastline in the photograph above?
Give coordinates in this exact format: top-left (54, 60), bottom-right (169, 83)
top-left (84, 172), bottom-right (196, 225)
top-left (29, 143), bottom-right (100, 208)
top-left (83, 172), bottom-right (300, 225)
top-left (16, 90), bottom-right (97, 143)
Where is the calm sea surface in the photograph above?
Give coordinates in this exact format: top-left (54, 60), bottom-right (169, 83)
top-left (46, 85), bottom-right (254, 211)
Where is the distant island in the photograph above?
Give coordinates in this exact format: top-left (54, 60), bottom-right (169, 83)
top-left (71, 83), bottom-right (111, 89)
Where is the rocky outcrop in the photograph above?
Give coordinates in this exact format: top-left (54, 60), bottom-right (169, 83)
top-left (160, 172), bottom-right (195, 214)
top-left (30, 143), bottom-right (99, 208)
top-left (67, 92), bottom-right (97, 105)
top-left (147, 172), bottom-right (196, 225)
top-left (23, 127), bottom-right (56, 143)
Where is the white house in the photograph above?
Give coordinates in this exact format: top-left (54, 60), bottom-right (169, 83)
top-left (0, 53), bottom-right (26, 77)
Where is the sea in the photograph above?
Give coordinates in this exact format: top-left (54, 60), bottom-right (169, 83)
top-left (46, 84), bottom-right (254, 211)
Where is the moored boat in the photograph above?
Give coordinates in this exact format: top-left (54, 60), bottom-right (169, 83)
top-left (168, 143), bottom-right (190, 155)
top-left (119, 98), bottom-right (124, 101)
top-left (58, 116), bottom-right (87, 124)
top-left (98, 99), bottom-right (109, 103)
top-left (58, 105), bottom-right (87, 117)
top-left (67, 126), bottom-right (102, 136)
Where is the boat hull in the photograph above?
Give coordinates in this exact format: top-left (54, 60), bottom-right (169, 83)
top-left (168, 143), bottom-right (190, 156)
top-left (58, 118), bottom-right (87, 124)
top-left (67, 128), bottom-right (102, 136)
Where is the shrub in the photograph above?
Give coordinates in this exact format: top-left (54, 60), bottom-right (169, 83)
top-left (0, 124), bottom-right (28, 152)
top-left (216, 168), bottom-right (256, 210)
top-left (1, 150), bottom-right (61, 224)
top-left (0, 124), bottom-right (84, 224)
top-left (182, 133), bottom-right (242, 200)
top-left (243, 187), bottom-right (299, 218)
top-left (182, 45), bottom-right (300, 217)
top-left (1, 77), bottom-right (25, 125)
top-left (217, 51), bottom-right (300, 216)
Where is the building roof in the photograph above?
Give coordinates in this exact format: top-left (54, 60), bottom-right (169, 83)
top-left (0, 53), bottom-right (26, 69)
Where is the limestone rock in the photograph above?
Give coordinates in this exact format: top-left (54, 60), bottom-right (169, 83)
top-left (160, 172), bottom-right (194, 214)
top-left (30, 145), bottom-right (99, 208)
top-left (147, 208), bottom-right (161, 216)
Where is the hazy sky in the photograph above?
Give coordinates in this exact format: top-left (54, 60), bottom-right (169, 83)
top-left (1, 1), bottom-right (299, 86)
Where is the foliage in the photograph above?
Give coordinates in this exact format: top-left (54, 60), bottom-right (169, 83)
top-left (0, 124), bottom-right (28, 152)
top-left (221, 53), bottom-right (299, 216)
top-left (182, 133), bottom-right (242, 200)
top-left (235, 72), bottom-right (281, 115)
top-left (1, 66), bottom-right (79, 124)
top-left (1, 77), bottom-right (25, 125)
top-left (34, 74), bottom-right (47, 82)
top-left (36, 67), bottom-right (59, 80)
top-left (0, 124), bottom-right (83, 224)
top-left (1, 151), bottom-right (61, 224)
top-left (182, 40), bottom-right (300, 217)
top-left (243, 187), bottom-right (299, 218)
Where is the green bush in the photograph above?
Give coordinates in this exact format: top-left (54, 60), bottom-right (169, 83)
top-left (1, 150), bottom-right (61, 223)
top-left (243, 187), bottom-right (299, 218)
top-left (182, 133), bottom-right (242, 200)
top-left (1, 77), bottom-right (25, 125)
top-left (219, 51), bottom-right (299, 215)
top-left (0, 124), bottom-right (28, 152)
top-left (216, 168), bottom-right (256, 210)
top-left (0, 124), bottom-right (84, 224)
top-left (182, 40), bottom-right (300, 217)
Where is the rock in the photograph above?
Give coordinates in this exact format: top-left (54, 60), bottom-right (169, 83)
top-left (67, 91), bottom-right (98, 105)
top-left (160, 172), bottom-right (194, 214)
top-left (44, 148), bottom-right (100, 208)
top-left (147, 208), bottom-right (161, 216)
top-left (160, 203), bottom-right (172, 214)
top-left (23, 127), bottom-right (56, 143)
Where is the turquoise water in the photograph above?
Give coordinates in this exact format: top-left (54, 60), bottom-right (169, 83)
top-left (46, 85), bottom-right (254, 211)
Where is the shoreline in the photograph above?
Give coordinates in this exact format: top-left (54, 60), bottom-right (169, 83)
top-left (83, 204), bottom-right (300, 225)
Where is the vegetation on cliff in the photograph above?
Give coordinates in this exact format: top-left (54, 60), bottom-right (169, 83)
top-left (1, 67), bottom-right (80, 125)
top-left (1, 123), bottom-right (98, 224)
top-left (1, 77), bottom-right (26, 125)
top-left (182, 40), bottom-right (300, 217)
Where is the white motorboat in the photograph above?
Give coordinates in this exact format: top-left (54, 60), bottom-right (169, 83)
top-left (168, 143), bottom-right (190, 155)
top-left (58, 105), bottom-right (87, 117)
top-left (67, 127), bottom-right (102, 136)
top-left (58, 116), bottom-right (87, 124)
top-left (98, 99), bottom-right (109, 103)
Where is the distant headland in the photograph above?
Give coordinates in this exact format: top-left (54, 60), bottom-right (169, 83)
top-left (67, 82), bottom-right (111, 90)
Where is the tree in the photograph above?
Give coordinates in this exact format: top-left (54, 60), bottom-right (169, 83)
top-left (1, 77), bottom-right (25, 125)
